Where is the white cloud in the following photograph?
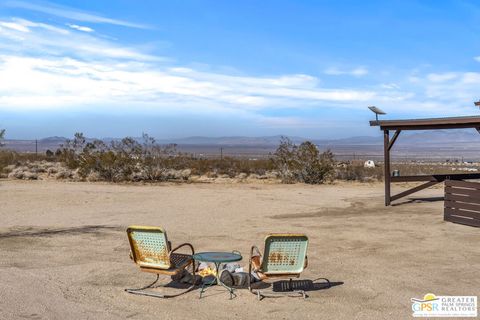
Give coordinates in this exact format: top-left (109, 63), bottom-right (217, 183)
top-left (0, 54), bottom-right (382, 111)
top-left (67, 24), bottom-right (94, 33)
top-left (324, 66), bottom-right (368, 77)
top-left (8, 15), bottom-right (469, 128)
top-left (0, 18), bottom-right (158, 61)
top-left (380, 83), bottom-right (400, 90)
top-left (0, 18), bottom-right (401, 116)
top-left (401, 71), bottom-right (480, 115)
top-left (5, 1), bottom-right (148, 29)
top-left (427, 72), bottom-right (458, 82)
top-left (0, 21), bottom-right (30, 32)
top-left (474, 56), bottom-right (480, 62)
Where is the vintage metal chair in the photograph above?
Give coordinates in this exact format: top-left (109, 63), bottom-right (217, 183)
top-left (248, 233), bottom-right (328, 300)
top-left (125, 226), bottom-right (195, 298)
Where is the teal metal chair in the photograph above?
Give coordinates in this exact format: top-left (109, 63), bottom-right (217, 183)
top-left (125, 226), bottom-right (195, 298)
top-left (248, 233), bottom-right (328, 300)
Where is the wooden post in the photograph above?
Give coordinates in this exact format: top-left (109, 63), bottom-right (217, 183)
top-left (384, 130), bottom-right (391, 206)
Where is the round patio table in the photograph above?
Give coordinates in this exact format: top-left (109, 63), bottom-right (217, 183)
top-left (193, 251), bottom-right (242, 299)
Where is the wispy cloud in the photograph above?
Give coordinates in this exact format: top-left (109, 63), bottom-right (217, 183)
top-left (2, 11), bottom-right (469, 130)
top-left (426, 72), bottom-right (458, 82)
top-left (67, 24), bottom-right (94, 33)
top-left (0, 17), bottom-right (405, 117)
top-left (0, 18), bottom-right (158, 61)
top-left (4, 0), bottom-right (148, 29)
top-left (324, 66), bottom-right (369, 77)
top-left (380, 83), bottom-right (400, 90)
top-left (405, 71), bottom-right (480, 114)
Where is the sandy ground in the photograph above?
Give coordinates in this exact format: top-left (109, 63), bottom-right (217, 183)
top-left (0, 180), bottom-right (478, 320)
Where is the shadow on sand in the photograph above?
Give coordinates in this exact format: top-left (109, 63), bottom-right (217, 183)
top-left (0, 225), bottom-right (122, 238)
top-left (392, 196), bottom-right (444, 206)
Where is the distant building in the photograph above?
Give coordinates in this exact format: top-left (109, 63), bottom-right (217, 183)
top-left (364, 160), bottom-right (375, 168)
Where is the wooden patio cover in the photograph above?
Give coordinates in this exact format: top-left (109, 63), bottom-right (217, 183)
top-left (370, 116), bottom-right (480, 205)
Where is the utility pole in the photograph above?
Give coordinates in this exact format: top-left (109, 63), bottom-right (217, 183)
top-left (35, 139), bottom-right (38, 158)
top-left (220, 147), bottom-right (223, 160)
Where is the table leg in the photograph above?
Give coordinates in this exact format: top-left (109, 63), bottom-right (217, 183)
top-left (199, 269), bottom-right (216, 299)
top-left (215, 262), bottom-right (236, 300)
top-left (198, 262), bottom-right (237, 299)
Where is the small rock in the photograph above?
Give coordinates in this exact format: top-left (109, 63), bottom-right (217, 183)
top-left (8, 169), bottom-right (24, 179)
top-left (47, 167), bottom-right (58, 175)
top-left (55, 169), bottom-right (72, 179)
top-left (87, 171), bottom-right (101, 182)
top-left (248, 173), bottom-right (260, 180)
top-left (265, 171), bottom-right (279, 179)
top-left (23, 171), bottom-right (38, 180)
top-left (236, 173), bottom-right (248, 179)
top-left (3, 164), bottom-right (16, 173)
top-left (180, 169), bottom-right (191, 180)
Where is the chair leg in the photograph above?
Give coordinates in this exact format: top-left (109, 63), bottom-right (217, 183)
top-left (250, 277), bottom-right (311, 301)
top-left (125, 268), bottom-right (196, 299)
top-left (125, 274), bottom-right (160, 292)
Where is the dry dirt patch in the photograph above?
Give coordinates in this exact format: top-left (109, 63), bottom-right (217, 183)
top-left (0, 180), bottom-right (478, 319)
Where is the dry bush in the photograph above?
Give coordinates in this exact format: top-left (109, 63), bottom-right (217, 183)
top-left (271, 137), bottom-right (335, 184)
top-left (0, 150), bottom-right (49, 173)
top-left (0, 150), bottom-right (16, 173)
top-left (53, 133), bottom-right (278, 182)
top-left (66, 135), bottom-right (142, 182)
top-left (188, 157), bottom-right (274, 177)
top-left (335, 164), bottom-right (383, 182)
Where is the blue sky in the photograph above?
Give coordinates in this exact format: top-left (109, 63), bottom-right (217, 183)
top-left (1, 0), bottom-right (480, 139)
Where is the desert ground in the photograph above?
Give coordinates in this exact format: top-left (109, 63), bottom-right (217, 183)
top-left (0, 180), bottom-right (478, 319)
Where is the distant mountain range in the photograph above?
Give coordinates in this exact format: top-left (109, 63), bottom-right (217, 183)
top-left (3, 130), bottom-right (480, 160)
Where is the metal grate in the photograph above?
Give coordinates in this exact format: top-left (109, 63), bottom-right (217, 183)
top-left (263, 235), bottom-right (308, 274)
top-left (128, 229), bottom-right (170, 269)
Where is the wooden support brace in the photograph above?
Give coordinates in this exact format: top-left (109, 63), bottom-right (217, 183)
top-left (388, 130), bottom-right (401, 151)
top-left (390, 181), bottom-right (440, 202)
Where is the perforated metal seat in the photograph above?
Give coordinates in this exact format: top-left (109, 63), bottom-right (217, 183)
top-left (248, 233), bottom-right (329, 300)
top-left (140, 253), bottom-right (193, 276)
top-left (125, 226), bottom-right (195, 298)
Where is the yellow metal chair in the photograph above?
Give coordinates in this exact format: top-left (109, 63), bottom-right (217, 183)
top-left (125, 226), bottom-right (195, 298)
top-left (248, 233), bottom-right (328, 300)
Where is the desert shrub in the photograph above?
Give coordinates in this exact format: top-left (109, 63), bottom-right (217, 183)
top-left (0, 150), bottom-right (16, 172)
top-left (0, 130), bottom-right (46, 172)
top-left (335, 164), bottom-right (383, 182)
top-left (59, 133), bottom-right (192, 182)
top-left (272, 137), bottom-right (335, 184)
top-left (137, 136), bottom-right (189, 181)
top-left (76, 138), bottom-right (141, 182)
top-left (57, 132), bottom-right (86, 169)
top-left (187, 157), bottom-right (274, 177)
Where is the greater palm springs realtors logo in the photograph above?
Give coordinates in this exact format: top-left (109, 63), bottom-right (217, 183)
top-left (411, 293), bottom-right (477, 317)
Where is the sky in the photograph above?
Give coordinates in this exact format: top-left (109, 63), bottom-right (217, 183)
top-left (1, 0), bottom-right (480, 139)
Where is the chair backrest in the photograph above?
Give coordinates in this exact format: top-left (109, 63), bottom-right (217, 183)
top-left (261, 234), bottom-right (308, 275)
top-left (127, 226), bottom-right (171, 269)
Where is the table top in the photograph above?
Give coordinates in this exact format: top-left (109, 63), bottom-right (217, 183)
top-left (193, 251), bottom-right (242, 263)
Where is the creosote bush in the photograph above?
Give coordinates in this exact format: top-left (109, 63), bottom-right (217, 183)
top-left (55, 133), bottom-right (274, 182)
top-left (272, 137), bottom-right (335, 184)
